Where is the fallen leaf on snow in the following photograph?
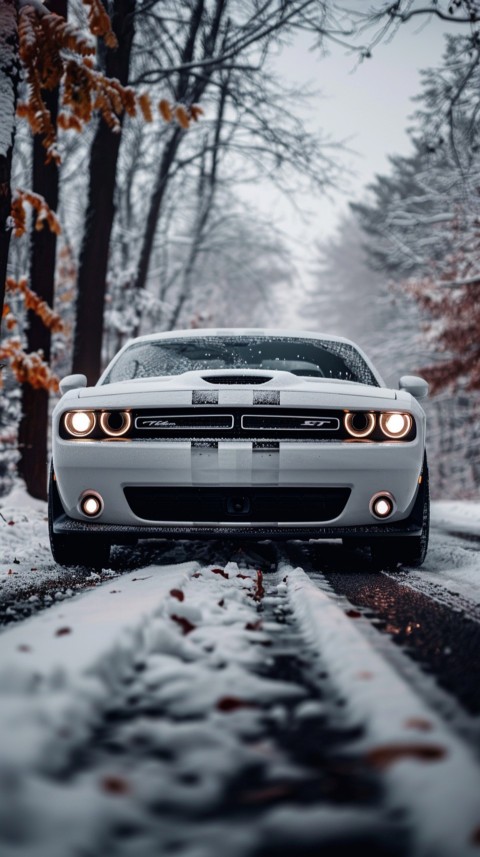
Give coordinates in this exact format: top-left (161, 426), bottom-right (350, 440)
top-left (55, 627), bottom-right (72, 636)
top-left (240, 784), bottom-right (294, 803)
top-left (404, 718), bottom-right (433, 732)
top-left (245, 620), bottom-right (263, 631)
top-left (366, 743), bottom-right (446, 769)
top-left (216, 696), bottom-right (257, 712)
top-left (471, 827), bottom-right (480, 845)
top-left (345, 609), bottom-right (362, 618)
top-left (170, 589), bottom-right (184, 601)
top-left (100, 775), bottom-right (131, 795)
top-left (211, 567), bottom-right (229, 578)
top-left (171, 614), bottom-right (196, 634)
top-left (253, 570), bottom-right (264, 601)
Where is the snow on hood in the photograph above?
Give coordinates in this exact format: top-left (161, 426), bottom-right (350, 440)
top-left (69, 369), bottom-right (399, 408)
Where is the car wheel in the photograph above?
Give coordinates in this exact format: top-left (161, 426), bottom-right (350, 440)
top-left (370, 458), bottom-right (430, 570)
top-left (48, 464), bottom-right (110, 570)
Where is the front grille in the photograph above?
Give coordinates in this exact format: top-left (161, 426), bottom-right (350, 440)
top-left (124, 486), bottom-right (350, 523)
top-left (129, 407), bottom-right (346, 440)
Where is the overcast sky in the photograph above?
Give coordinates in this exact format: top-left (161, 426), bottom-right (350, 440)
top-left (240, 9), bottom-right (452, 310)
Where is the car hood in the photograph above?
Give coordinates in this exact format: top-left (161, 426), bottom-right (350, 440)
top-left (57, 369), bottom-right (407, 411)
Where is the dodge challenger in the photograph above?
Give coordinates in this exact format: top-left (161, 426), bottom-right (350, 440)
top-left (49, 330), bottom-right (429, 569)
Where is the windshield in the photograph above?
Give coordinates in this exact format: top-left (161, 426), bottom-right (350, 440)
top-left (103, 337), bottom-right (379, 386)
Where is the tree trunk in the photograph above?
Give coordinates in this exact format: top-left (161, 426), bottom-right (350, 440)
top-left (72, 0), bottom-right (136, 384)
top-left (0, 148), bottom-right (14, 322)
top-left (16, 0), bottom-right (65, 500)
top-left (0, 0), bottom-right (19, 318)
top-left (132, 127), bottom-right (183, 298)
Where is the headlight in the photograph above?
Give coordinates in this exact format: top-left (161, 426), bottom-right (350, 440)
top-left (344, 411), bottom-right (376, 438)
top-left (379, 412), bottom-right (413, 439)
top-left (64, 410), bottom-right (96, 437)
top-left (100, 410), bottom-right (132, 437)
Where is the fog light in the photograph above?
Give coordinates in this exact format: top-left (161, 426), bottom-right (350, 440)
top-left (370, 492), bottom-right (395, 519)
top-left (80, 492), bottom-right (103, 517)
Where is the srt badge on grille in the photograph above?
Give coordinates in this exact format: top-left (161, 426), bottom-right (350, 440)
top-left (241, 415), bottom-right (340, 431)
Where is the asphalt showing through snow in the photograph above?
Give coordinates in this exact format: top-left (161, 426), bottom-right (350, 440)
top-left (286, 539), bottom-right (480, 718)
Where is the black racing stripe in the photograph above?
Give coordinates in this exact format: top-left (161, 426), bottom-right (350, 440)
top-left (192, 390), bottom-right (219, 405)
top-left (253, 390), bottom-right (280, 405)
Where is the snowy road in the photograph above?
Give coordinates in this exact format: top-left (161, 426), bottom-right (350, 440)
top-left (1, 488), bottom-right (480, 856)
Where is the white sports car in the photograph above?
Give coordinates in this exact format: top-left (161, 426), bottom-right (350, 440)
top-left (49, 329), bottom-right (429, 569)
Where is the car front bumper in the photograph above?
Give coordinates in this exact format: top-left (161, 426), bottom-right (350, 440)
top-left (52, 437), bottom-right (425, 535)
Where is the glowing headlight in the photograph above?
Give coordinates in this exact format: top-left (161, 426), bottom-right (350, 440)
top-left (379, 412), bottom-right (412, 439)
top-left (64, 411), bottom-right (96, 437)
top-left (344, 411), bottom-right (376, 438)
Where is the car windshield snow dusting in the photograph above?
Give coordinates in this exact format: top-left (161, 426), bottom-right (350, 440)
top-left (103, 337), bottom-right (379, 386)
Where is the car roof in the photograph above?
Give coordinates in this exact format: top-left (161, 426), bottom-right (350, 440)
top-left (123, 328), bottom-right (359, 347)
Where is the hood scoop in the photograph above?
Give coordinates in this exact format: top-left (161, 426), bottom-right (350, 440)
top-left (201, 374), bottom-right (272, 385)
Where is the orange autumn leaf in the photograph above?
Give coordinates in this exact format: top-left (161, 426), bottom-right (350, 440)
top-left (11, 189), bottom-right (61, 238)
top-left (0, 338), bottom-right (60, 392)
top-left (6, 277), bottom-right (65, 334)
top-left (159, 98), bottom-right (173, 122)
top-left (175, 105), bottom-right (190, 129)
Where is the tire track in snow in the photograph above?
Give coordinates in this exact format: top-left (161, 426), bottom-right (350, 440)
top-left (0, 555), bottom-right (406, 857)
top-left (286, 540), bottom-right (480, 717)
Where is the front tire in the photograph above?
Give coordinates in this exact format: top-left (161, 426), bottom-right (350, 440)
top-left (48, 464), bottom-right (110, 570)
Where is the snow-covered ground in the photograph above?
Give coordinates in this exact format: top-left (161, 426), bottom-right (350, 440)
top-left (1, 483), bottom-right (480, 856)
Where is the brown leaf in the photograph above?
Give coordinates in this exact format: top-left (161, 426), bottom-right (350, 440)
top-left (159, 98), bottom-right (173, 122)
top-left (366, 743), bottom-right (446, 770)
top-left (240, 784), bottom-right (293, 803)
top-left (170, 588), bottom-right (184, 601)
top-left (55, 627), bottom-right (72, 636)
top-left (405, 718), bottom-right (433, 732)
top-left (171, 614), bottom-right (196, 635)
top-left (253, 569), bottom-right (264, 601)
top-left (471, 827), bottom-right (480, 845)
top-left (217, 696), bottom-right (257, 713)
top-left (100, 775), bottom-right (130, 795)
top-left (245, 620), bottom-right (263, 631)
top-left (345, 609), bottom-right (362, 618)
top-left (211, 567), bottom-right (229, 578)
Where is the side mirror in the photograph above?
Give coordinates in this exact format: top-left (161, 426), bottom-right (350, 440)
top-left (399, 375), bottom-right (429, 399)
top-left (59, 374), bottom-right (88, 395)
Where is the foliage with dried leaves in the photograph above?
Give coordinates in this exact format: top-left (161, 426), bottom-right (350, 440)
top-left (16, 0), bottom-right (197, 163)
top-left (0, 337), bottom-right (59, 392)
top-left (11, 189), bottom-right (61, 238)
top-left (0, 277), bottom-right (65, 392)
